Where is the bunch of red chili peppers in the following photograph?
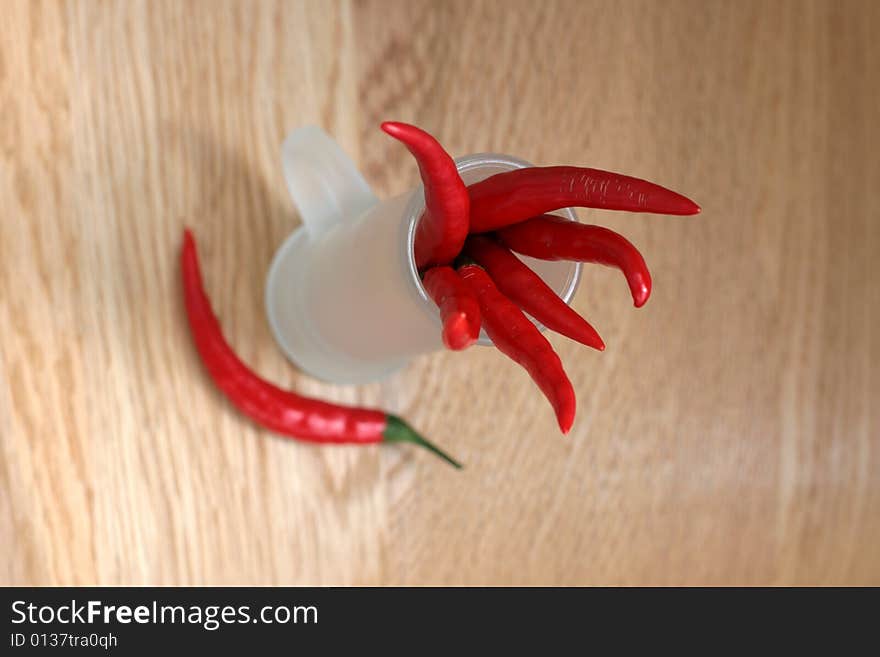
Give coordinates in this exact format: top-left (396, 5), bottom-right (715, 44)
top-left (181, 122), bottom-right (698, 468)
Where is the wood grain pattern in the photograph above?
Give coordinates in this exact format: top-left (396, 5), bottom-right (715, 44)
top-left (1, 0), bottom-right (877, 585)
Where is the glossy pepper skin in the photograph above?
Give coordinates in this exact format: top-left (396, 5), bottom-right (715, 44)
top-left (382, 121), bottom-right (469, 270)
top-left (464, 235), bottom-right (604, 351)
top-left (181, 229), bottom-right (461, 468)
top-left (467, 166), bottom-right (701, 233)
top-left (458, 263), bottom-right (576, 434)
top-left (497, 214), bottom-right (653, 308)
top-left (422, 266), bottom-right (481, 351)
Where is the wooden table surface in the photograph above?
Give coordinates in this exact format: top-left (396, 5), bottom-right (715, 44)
top-left (2, 0), bottom-right (878, 585)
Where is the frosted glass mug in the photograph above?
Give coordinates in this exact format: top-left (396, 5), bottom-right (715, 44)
top-left (265, 127), bottom-right (582, 384)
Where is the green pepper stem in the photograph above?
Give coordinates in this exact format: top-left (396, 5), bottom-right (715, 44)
top-left (383, 415), bottom-right (463, 469)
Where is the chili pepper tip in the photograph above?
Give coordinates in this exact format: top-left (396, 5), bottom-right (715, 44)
top-left (383, 415), bottom-right (463, 469)
top-left (380, 121), bottom-right (419, 139)
top-left (666, 195), bottom-right (701, 216)
top-left (558, 406), bottom-right (575, 434)
top-left (632, 279), bottom-right (651, 308)
top-left (442, 312), bottom-right (477, 351)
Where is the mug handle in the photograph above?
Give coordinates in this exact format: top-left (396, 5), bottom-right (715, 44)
top-left (281, 126), bottom-right (379, 240)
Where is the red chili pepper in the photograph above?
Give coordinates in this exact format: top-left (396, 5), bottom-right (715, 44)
top-left (458, 263), bottom-right (576, 434)
top-left (422, 266), bottom-right (482, 351)
top-left (497, 214), bottom-right (653, 308)
top-left (468, 166), bottom-right (700, 233)
top-left (382, 122), bottom-right (469, 270)
top-left (464, 235), bottom-right (604, 351)
top-left (181, 229), bottom-right (461, 468)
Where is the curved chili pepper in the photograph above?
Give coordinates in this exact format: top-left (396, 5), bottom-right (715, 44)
top-left (422, 265), bottom-right (481, 351)
top-left (382, 121), bottom-right (469, 270)
top-left (497, 214), bottom-right (653, 307)
top-left (464, 235), bottom-right (604, 351)
top-left (468, 166), bottom-right (700, 233)
top-left (458, 262), bottom-right (576, 434)
top-left (181, 229), bottom-right (461, 468)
